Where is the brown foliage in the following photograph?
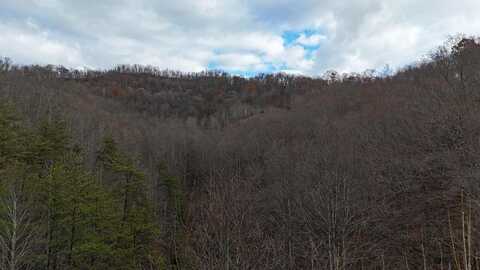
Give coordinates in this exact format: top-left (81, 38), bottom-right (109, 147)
top-left (2, 37), bottom-right (480, 269)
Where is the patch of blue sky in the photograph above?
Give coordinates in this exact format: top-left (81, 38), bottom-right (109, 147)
top-left (207, 28), bottom-right (328, 76)
top-left (281, 30), bottom-right (322, 71)
top-left (207, 62), bottom-right (277, 77)
top-left (282, 29), bottom-right (325, 51)
top-left (282, 31), bottom-right (302, 47)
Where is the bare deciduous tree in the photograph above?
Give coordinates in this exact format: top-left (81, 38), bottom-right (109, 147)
top-left (0, 188), bottom-right (33, 270)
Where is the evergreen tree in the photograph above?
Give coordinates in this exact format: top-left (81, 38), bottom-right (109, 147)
top-left (158, 162), bottom-right (190, 269)
top-left (97, 136), bottom-right (161, 269)
top-left (0, 100), bottom-right (166, 270)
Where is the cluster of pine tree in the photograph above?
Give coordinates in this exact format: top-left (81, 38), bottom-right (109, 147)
top-left (0, 102), bottom-right (164, 269)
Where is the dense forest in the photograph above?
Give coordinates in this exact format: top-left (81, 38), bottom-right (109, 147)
top-left (1, 35), bottom-right (480, 269)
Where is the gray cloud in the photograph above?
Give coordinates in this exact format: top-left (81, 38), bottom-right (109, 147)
top-left (0, 0), bottom-right (479, 75)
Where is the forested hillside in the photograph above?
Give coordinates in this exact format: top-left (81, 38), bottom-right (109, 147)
top-left (1, 36), bottom-right (480, 269)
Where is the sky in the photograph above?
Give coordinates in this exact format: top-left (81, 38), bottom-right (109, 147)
top-left (1, 0), bottom-right (480, 76)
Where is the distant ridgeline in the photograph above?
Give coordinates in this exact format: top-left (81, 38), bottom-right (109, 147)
top-left (0, 51), bottom-right (389, 127)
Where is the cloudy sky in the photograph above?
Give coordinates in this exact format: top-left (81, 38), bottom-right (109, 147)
top-left (1, 0), bottom-right (480, 76)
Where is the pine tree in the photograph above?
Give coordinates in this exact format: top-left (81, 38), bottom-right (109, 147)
top-left (97, 136), bottom-right (161, 269)
top-left (0, 102), bottom-right (26, 173)
top-left (0, 101), bottom-right (165, 269)
top-left (158, 162), bottom-right (191, 269)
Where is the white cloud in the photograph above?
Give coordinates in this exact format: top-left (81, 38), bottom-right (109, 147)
top-left (1, 0), bottom-right (480, 75)
top-left (0, 21), bottom-right (83, 66)
top-left (280, 69), bottom-right (304, 75)
top-left (296, 33), bottom-right (326, 47)
top-left (281, 45), bottom-right (315, 71)
top-left (214, 53), bottom-right (265, 71)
